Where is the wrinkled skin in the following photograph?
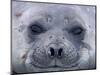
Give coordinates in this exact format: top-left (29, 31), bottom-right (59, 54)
top-left (12, 1), bottom-right (96, 74)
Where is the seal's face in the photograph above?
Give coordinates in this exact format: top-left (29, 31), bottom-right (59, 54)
top-left (21, 6), bottom-right (86, 69)
top-left (12, 1), bottom-right (96, 73)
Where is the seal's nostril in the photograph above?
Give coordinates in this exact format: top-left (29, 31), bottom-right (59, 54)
top-left (58, 48), bottom-right (63, 57)
top-left (50, 47), bottom-right (55, 56)
top-left (48, 46), bottom-right (63, 58)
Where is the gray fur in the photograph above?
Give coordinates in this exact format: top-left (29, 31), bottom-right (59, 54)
top-left (12, 1), bottom-right (96, 73)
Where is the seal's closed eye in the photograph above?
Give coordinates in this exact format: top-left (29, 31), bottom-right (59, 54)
top-left (29, 23), bottom-right (45, 35)
top-left (71, 26), bottom-right (83, 35)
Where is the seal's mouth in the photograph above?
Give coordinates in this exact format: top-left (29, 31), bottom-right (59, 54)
top-left (29, 58), bottom-right (79, 69)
